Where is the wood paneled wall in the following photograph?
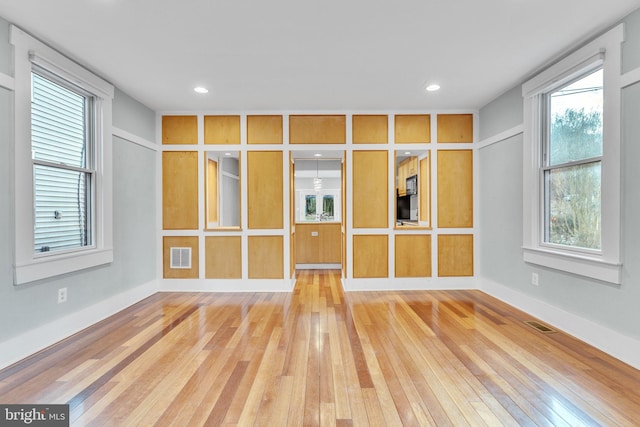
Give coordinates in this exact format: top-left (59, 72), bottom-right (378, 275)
top-left (394, 114), bottom-right (431, 143)
top-left (163, 236), bottom-right (199, 278)
top-left (352, 150), bottom-right (388, 228)
top-left (289, 115), bottom-right (346, 144)
top-left (205, 236), bottom-right (241, 279)
top-left (162, 151), bottom-right (199, 230)
top-left (353, 235), bottom-right (388, 278)
top-left (162, 115), bottom-right (198, 145)
top-left (204, 115), bottom-right (241, 145)
top-left (161, 113), bottom-right (475, 284)
top-left (248, 236), bottom-right (284, 279)
top-left (352, 115), bottom-right (388, 144)
top-left (247, 151), bottom-right (284, 229)
top-left (437, 150), bottom-right (473, 228)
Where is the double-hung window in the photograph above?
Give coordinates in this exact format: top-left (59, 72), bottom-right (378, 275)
top-left (522, 25), bottom-right (623, 284)
top-left (11, 26), bottom-right (114, 285)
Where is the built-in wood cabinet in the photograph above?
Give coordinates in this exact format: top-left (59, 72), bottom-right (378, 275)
top-left (295, 223), bottom-right (341, 264)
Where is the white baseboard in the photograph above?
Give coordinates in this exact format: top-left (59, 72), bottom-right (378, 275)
top-left (480, 277), bottom-right (640, 370)
top-left (343, 276), bottom-right (476, 291)
top-left (159, 278), bottom-right (295, 293)
top-left (0, 279), bottom-right (158, 371)
top-left (295, 264), bottom-right (341, 270)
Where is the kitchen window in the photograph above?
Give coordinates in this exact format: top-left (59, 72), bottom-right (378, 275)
top-left (11, 26), bottom-right (114, 285)
top-left (521, 25), bottom-right (623, 284)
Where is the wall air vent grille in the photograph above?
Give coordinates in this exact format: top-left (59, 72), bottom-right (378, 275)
top-left (170, 247), bottom-right (192, 269)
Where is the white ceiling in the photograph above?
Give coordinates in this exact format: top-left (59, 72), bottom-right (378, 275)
top-left (0, 0), bottom-right (638, 113)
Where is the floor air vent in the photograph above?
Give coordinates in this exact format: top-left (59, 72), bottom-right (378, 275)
top-left (524, 320), bottom-right (556, 334)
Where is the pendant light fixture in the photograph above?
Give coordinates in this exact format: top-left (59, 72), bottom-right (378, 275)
top-left (313, 159), bottom-right (322, 190)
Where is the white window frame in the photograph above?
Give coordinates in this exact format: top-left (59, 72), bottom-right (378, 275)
top-left (11, 26), bottom-right (114, 285)
top-left (522, 24), bottom-right (623, 284)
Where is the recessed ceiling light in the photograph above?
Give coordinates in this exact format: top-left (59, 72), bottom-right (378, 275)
top-left (404, 151), bottom-right (411, 155)
top-left (425, 84), bottom-right (441, 92)
top-left (194, 86), bottom-right (209, 94)
top-left (225, 152), bottom-right (232, 156)
top-left (314, 153), bottom-right (322, 157)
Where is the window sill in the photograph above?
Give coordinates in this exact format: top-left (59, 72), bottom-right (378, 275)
top-left (522, 246), bottom-right (621, 285)
top-left (14, 248), bottom-right (113, 285)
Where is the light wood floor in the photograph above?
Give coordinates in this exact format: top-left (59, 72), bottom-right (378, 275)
top-left (1, 270), bottom-right (639, 426)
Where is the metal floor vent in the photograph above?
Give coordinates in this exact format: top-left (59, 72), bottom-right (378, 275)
top-left (524, 320), bottom-right (557, 334)
top-left (170, 247), bottom-right (192, 269)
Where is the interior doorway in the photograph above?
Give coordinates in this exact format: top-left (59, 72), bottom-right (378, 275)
top-left (291, 151), bottom-right (345, 273)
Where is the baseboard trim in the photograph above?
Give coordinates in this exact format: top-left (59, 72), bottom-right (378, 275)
top-left (343, 276), bottom-right (476, 291)
top-left (159, 278), bottom-right (295, 293)
top-left (480, 277), bottom-right (640, 370)
top-left (0, 279), bottom-right (158, 371)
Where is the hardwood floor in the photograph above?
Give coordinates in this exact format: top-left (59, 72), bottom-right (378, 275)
top-left (1, 270), bottom-right (639, 426)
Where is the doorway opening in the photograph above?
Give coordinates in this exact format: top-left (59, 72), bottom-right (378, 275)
top-left (291, 151), bottom-right (345, 274)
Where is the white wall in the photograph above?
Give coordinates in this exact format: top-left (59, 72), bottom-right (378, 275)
top-left (478, 8), bottom-right (640, 368)
top-left (0, 17), bottom-right (158, 368)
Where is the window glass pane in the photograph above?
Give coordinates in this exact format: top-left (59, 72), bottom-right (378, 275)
top-left (32, 72), bottom-right (87, 168)
top-left (544, 162), bottom-right (601, 250)
top-left (548, 69), bottom-right (603, 166)
top-left (322, 195), bottom-right (334, 219)
top-left (305, 195), bottom-right (316, 220)
top-left (34, 164), bottom-right (91, 252)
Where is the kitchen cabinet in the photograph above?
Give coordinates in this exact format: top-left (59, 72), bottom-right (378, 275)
top-left (295, 223), bottom-right (342, 264)
top-left (397, 156), bottom-right (418, 196)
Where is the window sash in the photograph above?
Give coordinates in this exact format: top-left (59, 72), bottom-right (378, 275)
top-left (31, 70), bottom-right (97, 255)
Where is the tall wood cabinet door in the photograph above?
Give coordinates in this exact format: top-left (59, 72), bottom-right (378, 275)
top-left (247, 151), bottom-right (283, 229)
top-left (352, 150), bottom-right (388, 228)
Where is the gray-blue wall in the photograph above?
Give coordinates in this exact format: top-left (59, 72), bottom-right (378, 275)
top-left (479, 8), bottom-right (640, 341)
top-left (0, 17), bottom-right (157, 343)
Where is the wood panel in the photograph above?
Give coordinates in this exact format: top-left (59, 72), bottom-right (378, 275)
top-left (437, 150), bottom-right (473, 228)
top-left (162, 151), bottom-right (199, 230)
top-left (247, 151), bottom-right (283, 229)
top-left (207, 159), bottom-right (218, 224)
top-left (353, 235), bottom-right (388, 278)
top-left (162, 236), bottom-right (199, 278)
top-left (352, 151), bottom-right (388, 228)
top-left (437, 114), bottom-right (474, 143)
top-left (289, 115), bottom-right (346, 144)
top-left (248, 235), bottom-right (284, 279)
top-left (419, 156), bottom-right (430, 224)
top-left (162, 115), bottom-right (198, 145)
top-left (4, 270), bottom-right (640, 427)
top-left (247, 115), bottom-right (283, 144)
top-left (204, 115), bottom-right (241, 145)
top-left (295, 223), bottom-right (341, 264)
top-left (395, 234), bottom-right (431, 277)
top-left (394, 114), bottom-right (431, 143)
top-left (205, 236), bottom-right (241, 279)
top-left (438, 234), bottom-right (474, 277)
top-left (352, 115), bottom-right (388, 144)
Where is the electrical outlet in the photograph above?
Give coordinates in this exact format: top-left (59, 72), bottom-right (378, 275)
top-left (531, 273), bottom-right (539, 286)
top-left (58, 287), bottom-right (67, 303)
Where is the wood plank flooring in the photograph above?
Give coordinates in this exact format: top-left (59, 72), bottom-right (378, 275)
top-left (1, 270), bottom-right (640, 426)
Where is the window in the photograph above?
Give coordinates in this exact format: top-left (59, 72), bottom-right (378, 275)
top-left (32, 70), bottom-right (95, 253)
top-left (11, 26), bottom-right (114, 285)
top-left (522, 25), bottom-right (623, 284)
